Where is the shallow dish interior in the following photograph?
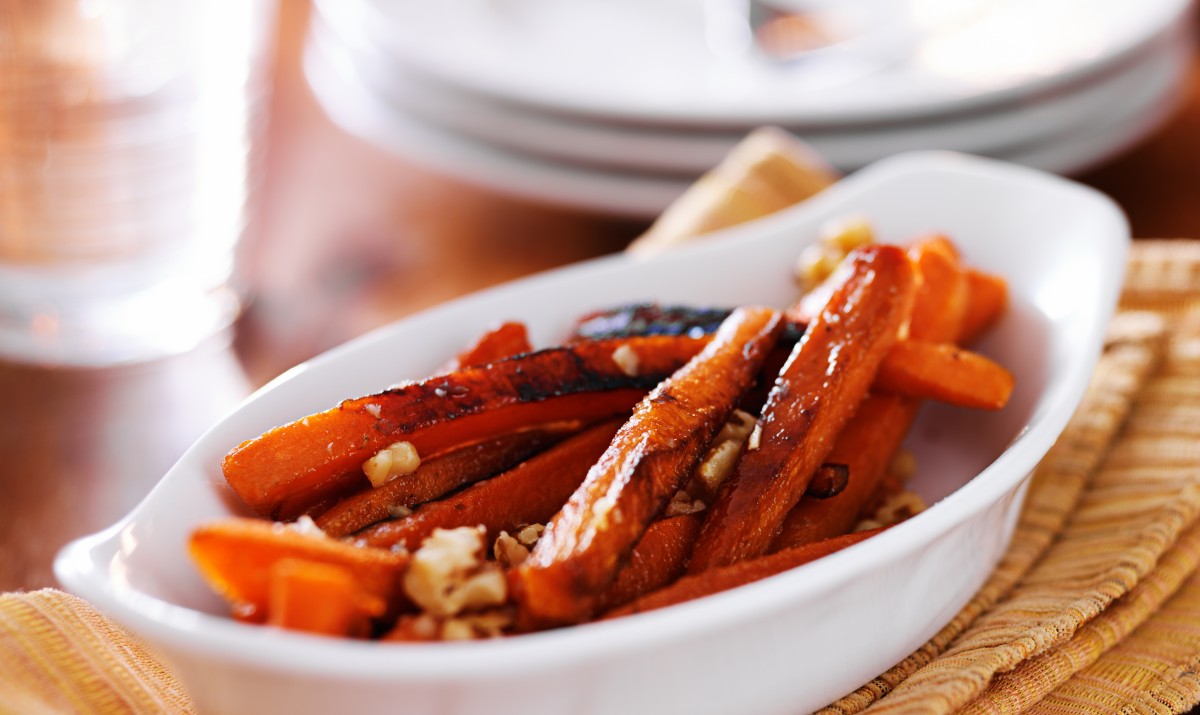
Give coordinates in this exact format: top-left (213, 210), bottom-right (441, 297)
top-left (56, 151), bottom-right (1128, 715)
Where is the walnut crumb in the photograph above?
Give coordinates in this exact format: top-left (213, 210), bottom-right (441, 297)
top-left (663, 490), bottom-right (706, 517)
top-left (611, 344), bottom-right (640, 377)
top-left (515, 523), bottom-right (544, 546)
top-left (493, 531), bottom-right (530, 568)
top-left (403, 526), bottom-right (507, 617)
top-left (363, 441), bottom-right (421, 488)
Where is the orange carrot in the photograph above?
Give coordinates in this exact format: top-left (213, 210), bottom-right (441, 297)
top-left (355, 420), bottom-right (623, 551)
top-left (906, 236), bottom-right (969, 343)
top-left (189, 518), bottom-right (407, 623)
top-left (874, 340), bottom-right (1014, 410)
top-left (267, 558), bottom-right (385, 638)
top-left (446, 321), bottom-right (532, 370)
top-left (605, 527), bottom-right (888, 619)
top-left (596, 513), bottom-right (704, 612)
top-left (960, 268), bottom-right (1009, 345)
top-left (769, 237), bottom-right (994, 551)
top-left (688, 246), bottom-right (916, 572)
top-left (223, 335), bottom-right (706, 520)
top-left (314, 428), bottom-right (570, 537)
top-left (513, 307), bottom-right (785, 628)
top-left (769, 393), bottom-right (910, 550)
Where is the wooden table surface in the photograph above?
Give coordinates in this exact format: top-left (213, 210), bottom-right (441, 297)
top-left (2, 3), bottom-right (1199, 593)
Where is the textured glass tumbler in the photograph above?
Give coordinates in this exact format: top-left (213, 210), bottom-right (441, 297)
top-left (0, 0), bottom-right (274, 366)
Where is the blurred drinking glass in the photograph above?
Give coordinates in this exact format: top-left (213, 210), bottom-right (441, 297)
top-left (0, 0), bottom-right (274, 366)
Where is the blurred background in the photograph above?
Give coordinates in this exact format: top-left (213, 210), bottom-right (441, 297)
top-left (2, 0), bottom-right (1199, 591)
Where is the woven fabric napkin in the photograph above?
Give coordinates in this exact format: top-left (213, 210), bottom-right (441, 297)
top-left (5, 131), bottom-right (1200, 714)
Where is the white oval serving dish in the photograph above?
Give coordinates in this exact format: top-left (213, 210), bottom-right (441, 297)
top-left (56, 152), bottom-right (1128, 715)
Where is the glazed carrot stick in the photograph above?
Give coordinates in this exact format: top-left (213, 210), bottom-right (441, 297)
top-left (605, 527), bottom-right (888, 619)
top-left (267, 558), bottom-right (385, 638)
top-left (687, 245), bottom-right (916, 573)
top-left (223, 335), bottom-right (706, 520)
top-left (595, 513), bottom-right (704, 612)
top-left (769, 393), bottom-right (910, 550)
top-left (513, 306), bottom-right (785, 628)
top-left (354, 420), bottom-right (624, 551)
top-left (446, 321), bottom-right (532, 371)
top-left (873, 340), bottom-right (1014, 410)
top-left (314, 428), bottom-right (571, 537)
top-left (189, 518), bottom-right (407, 623)
top-left (906, 236), bottom-right (969, 343)
top-left (960, 268), bottom-right (1009, 345)
top-left (769, 238), bottom-right (990, 551)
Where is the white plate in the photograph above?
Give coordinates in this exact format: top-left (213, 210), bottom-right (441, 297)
top-left (304, 30), bottom-right (1184, 219)
top-left (56, 152), bottom-right (1129, 715)
top-left (314, 12), bottom-right (1189, 175)
top-left (303, 40), bottom-right (692, 218)
top-left (995, 31), bottom-right (1191, 176)
top-left (320, 0), bottom-right (1192, 125)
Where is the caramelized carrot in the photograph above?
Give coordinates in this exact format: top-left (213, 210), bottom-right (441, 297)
top-left (960, 268), bottom-right (1009, 345)
top-left (688, 246), bottom-right (916, 572)
top-left (769, 238), bottom-right (994, 551)
top-left (907, 236), bottom-right (969, 343)
top-left (874, 340), bottom-right (1014, 410)
top-left (447, 321), bottom-right (532, 370)
top-left (513, 307), bottom-right (785, 628)
top-left (267, 558), bottom-right (385, 638)
top-left (189, 518), bottom-right (407, 623)
top-left (315, 428), bottom-right (570, 537)
top-left (605, 527), bottom-right (888, 619)
top-left (355, 420), bottom-right (623, 551)
top-left (596, 513), bottom-right (704, 612)
top-left (223, 335), bottom-right (706, 520)
top-left (769, 393), bottom-right (910, 550)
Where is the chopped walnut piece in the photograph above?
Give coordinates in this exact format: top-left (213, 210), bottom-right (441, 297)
top-left (494, 531), bottom-right (530, 569)
top-left (284, 515), bottom-right (325, 538)
top-left (441, 610), bottom-right (513, 641)
top-left (515, 523), bottom-right (545, 547)
top-left (685, 409), bottom-right (757, 502)
top-left (611, 344), bottom-right (640, 376)
top-left (663, 490), bottom-right (707, 517)
top-left (403, 527), bottom-right (507, 617)
top-left (855, 490), bottom-right (926, 532)
top-left (362, 441), bottom-right (421, 488)
top-left (888, 449), bottom-right (917, 484)
top-left (386, 610), bottom-right (514, 642)
top-left (795, 216), bottom-right (876, 290)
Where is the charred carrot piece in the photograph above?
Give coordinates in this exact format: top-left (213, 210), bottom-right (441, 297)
top-left (596, 513), bottom-right (704, 612)
top-left (960, 268), bottom-right (1009, 345)
top-left (769, 393), bottom-right (911, 550)
top-left (688, 245), bottom-right (916, 573)
top-left (446, 321), bottom-right (532, 371)
top-left (267, 558), bottom-right (385, 638)
top-left (355, 420), bottom-right (623, 551)
top-left (874, 340), bottom-right (1014, 410)
top-left (189, 518), bottom-right (407, 623)
top-left (315, 428), bottom-right (570, 537)
top-left (604, 527), bottom-right (887, 619)
top-left (223, 335), bottom-right (706, 520)
top-left (513, 307), bottom-right (785, 628)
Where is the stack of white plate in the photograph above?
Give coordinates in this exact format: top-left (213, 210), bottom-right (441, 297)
top-left (305, 0), bottom-right (1195, 217)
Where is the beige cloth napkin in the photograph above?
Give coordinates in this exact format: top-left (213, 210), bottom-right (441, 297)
top-left (5, 129), bottom-right (1200, 714)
